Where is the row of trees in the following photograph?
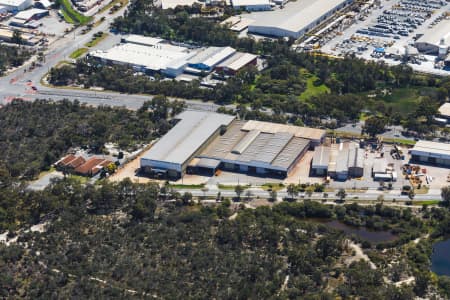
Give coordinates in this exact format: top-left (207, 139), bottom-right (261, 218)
top-left (0, 44), bottom-right (34, 75)
top-left (0, 97), bottom-right (184, 180)
top-left (2, 177), bottom-right (447, 298)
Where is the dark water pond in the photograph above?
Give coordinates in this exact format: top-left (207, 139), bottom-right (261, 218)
top-left (310, 219), bottom-right (398, 243)
top-left (431, 239), bottom-right (450, 276)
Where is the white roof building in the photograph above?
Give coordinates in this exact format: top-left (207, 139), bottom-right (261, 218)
top-left (0, 0), bottom-right (32, 10)
top-left (216, 52), bottom-right (257, 73)
top-left (122, 34), bottom-right (163, 47)
top-left (188, 46), bottom-right (236, 71)
top-left (161, 0), bottom-right (197, 9)
top-left (411, 141), bottom-right (450, 162)
top-left (415, 19), bottom-right (450, 55)
top-left (141, 111), bottom-right (235, 175)
top-left (13, 8), bottom-right (47, 20)
top-left (248, 0), bottom-right (353, 38)
top-left (230, 0), bottom-right (271, 11)
top-left (90, 42), bottom-right (197, 77)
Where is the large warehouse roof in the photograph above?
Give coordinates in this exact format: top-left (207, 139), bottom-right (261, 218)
top-left (231, 0), bottom-right (270, 7)
top-left (200, 120), bottom-right (311, 171)
top-left (248, 0), bottom-right (351, 37)
top-left (161, 0), bottom-right (197, 9)
top-left (142, 111), bottom-right (235, 166)
top-left (411, 140), bottom-right (450, 158)
top-left (312, 146), bottom-right (330, 169)
top-left (189, 46), bottom-right (236, 69)
top-left (0, 0), bottom-right (30, 7)
top-left (122, 35), bottom-right (163, 47)
top-left (14, 8), bottom-right (47, 20)
top-left (90, 43), bottom-right (195, 72)
top-left (242, 120), bottom-right (326, 141)
top-left (217, 52), bottom-right (257, 72)
top-left (416, 19), bottom-right (450, 47)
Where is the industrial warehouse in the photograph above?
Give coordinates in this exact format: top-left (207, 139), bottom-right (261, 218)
top-left (410, 141), bottom-right (450, 167)
top-left (140, 111), bottom-right (326, 179)
top-left (311, 143), bottom-right (364, 181)
top-left (414, 19), bottom-right (450, 56)
top-left (90, 35), bottom-right (258, 78)
top-left (247, 0), bottom-right (354, 38)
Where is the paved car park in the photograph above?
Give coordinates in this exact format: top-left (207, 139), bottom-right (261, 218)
top-left (317, 0), bottom-right (450, 75)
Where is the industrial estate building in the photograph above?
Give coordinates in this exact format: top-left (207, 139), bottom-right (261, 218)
top-left (410, 140), bottom-right (450, 167)
top-left (141, 111), bottom-right (326, 179)
top-left (141, 111), bottom-right (236, 178)
top-left (230, 0), bottom-right (272, 11)
top-left (311, 143), bottom-right (364, 181)
top-left (0, 27), bottom-right (41, 45)
top-left (0, 0), bottom-right (32, 11)
top-left (9, 8), bottom-right (49, 28)
top-left (415, 19), bottom-right (450, 57)
top-left (247, 0), bottom-right (354, 38)
top-left (90, 35), bottom-right (257, 78)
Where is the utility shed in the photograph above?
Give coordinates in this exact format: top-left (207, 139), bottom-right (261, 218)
top-left (410, 140), bottom-right (450, 166)
top-left (311, 146), bottom-right (330, 176)
top-left (140, 111), bottom-right (235, 179)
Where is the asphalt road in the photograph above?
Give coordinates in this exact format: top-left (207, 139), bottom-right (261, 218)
top-left (0, 6), bottom-right (220, 112)
top-left (174, 187), bottom-right (441, 201)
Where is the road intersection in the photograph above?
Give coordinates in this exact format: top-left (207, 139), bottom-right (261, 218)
top-left (0, 5), bottom-right (219, 112)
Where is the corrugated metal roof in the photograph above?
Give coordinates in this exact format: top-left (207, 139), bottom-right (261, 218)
top-left (189, 47), bottom-right (236, 69)
top-left (217, 52), bottom-right (257, 71)
top-left (199, 120), bottom-right (310, 171)
top-left (90, 43), bottom-right (195, 72)
top-left (416, 19), bottom-right (450, 47)
top-left (271, 137), bottom-right (310, 169)
top-left (411, 140), bottom-right (450, 157)
top-left (336, 148), bottom-right (349, 173)
top-left (248, 0), bottom-right (350, 34)
top-left (328, 144), bottom-right (339, 172)
top-left (142, 111), bottom-right (235, 166)
top-left (312, 146), bottom-right (330, 168)
top-left (242, 120), bottom-right (325, 141)
top-left (123, 35), bottom-right (163, 46)
top-left (232, 129), bottom-right (260, 154)
top-left (347, 146), bottom-right (364, 169)
top-left (239, 132), bottom-right (293, 164)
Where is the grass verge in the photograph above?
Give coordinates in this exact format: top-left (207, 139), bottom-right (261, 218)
top-left (60, 0), bottom-right (92, 25)
top-left (69, 48), bottom-right (88, 59)
top-left (261, 183), bottom-right (285, 192)
top-left (99, 0), bottom-right (128, 13)
top-left (414, 200), bottom-right (441, 206)
top-left (169, 184), bottom-right (206, 189)
top-left (85, 32), bottom-right (109, 47)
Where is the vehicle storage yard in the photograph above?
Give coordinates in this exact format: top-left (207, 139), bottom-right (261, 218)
top-left (310, 0), bottom-right (450, 75)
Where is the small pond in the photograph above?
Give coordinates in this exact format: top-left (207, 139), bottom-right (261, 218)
top-left (310, 219), bottom-right (398, 244)
top-left (431, 238), bottom-right (450, 276)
